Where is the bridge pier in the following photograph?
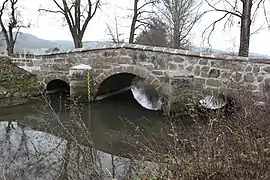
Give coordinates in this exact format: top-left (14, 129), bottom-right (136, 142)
top-left (69, 64), bottom-right (93, 102)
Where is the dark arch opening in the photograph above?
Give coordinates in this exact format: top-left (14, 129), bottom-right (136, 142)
top-left (95, 73), bottom-right (162, 111)
top-left (46, 79), bottom-right (70, 95)
top-left (96, 73), bottom-right (136, 99)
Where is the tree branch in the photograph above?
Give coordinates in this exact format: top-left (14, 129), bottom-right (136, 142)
top-left (204, 0), bottom-right (242, 18)
top-left (38, 8), bottom-right (64, 14)
top-left (202, 12), bottom-right (230, 47)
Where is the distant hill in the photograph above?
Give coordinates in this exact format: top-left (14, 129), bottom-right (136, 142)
top-left (0, 32), bottom-right (110, 54)
top-left (192, 47), bottom-right (270, 58)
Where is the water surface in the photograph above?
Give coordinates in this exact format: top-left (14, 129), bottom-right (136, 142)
top-left (0, 90), bottom-right (165, 179)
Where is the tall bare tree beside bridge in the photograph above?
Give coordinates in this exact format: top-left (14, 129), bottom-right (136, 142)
top-left (0, 0), bottom-right (29, 56)
top-left (39, 0), bottom-right (101, 48)
top-left (129, 0), bottom-right (158, 44)
top-left (154, 0), bottom-right (204, 49)
top-left (135, 16), bottom-right (169, 46)
top-left (203, 0), bottom-right (270, 57)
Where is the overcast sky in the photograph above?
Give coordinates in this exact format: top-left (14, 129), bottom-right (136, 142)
top-left (11, 0), bottom-right (270, 55)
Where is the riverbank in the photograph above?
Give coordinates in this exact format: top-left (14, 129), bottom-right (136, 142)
top-left (0, 89), bottom-right (269, 179)
top-left (0, 56), bottom-right (40, 107)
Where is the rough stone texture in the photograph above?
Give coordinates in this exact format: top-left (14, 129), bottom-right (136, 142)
top-left (7, 43), bottom-right (270, 103)
top-left (0, 56), bottom-right (40, 105)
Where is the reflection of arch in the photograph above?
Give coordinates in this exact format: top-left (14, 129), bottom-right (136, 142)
top-left (94, 65), bottom-right (164, 97)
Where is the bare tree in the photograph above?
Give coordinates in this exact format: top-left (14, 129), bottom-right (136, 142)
top-left (39, 0), bottom-right (101, 48)
top-left (154, 0), bottom-right (203, 49)
top-left (135, 17), bottom-right (168, 46)
top-left (129, 0), bottom-right (158, 44)
top-left (106, 17), bottom-right (124, 44)
top-left (0, 0), bottom-right (29, 56)
top-left (203, 0), bottom-right (270, 57)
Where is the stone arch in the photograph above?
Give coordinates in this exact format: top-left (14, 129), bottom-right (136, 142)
top-left (41, 74), bottom-right (70, 91)
top-left (94, 65), bottom-right (165, 97)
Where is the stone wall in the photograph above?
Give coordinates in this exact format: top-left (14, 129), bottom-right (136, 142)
top-left (7, 43), bottom-right (270, 103)
top-left (0, 56), bottom-right (40, 106)
top-left (36, 44), bottom-right (270, 102)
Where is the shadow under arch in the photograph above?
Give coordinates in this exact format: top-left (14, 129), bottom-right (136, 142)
top-left (94, 66), bottom-right (166, 110)
top-left (46, 79), bottom-right (70, 95)
top-left (94, 65), bottom-right (165, 98)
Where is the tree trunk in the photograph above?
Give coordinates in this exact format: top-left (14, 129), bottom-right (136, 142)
top-left (71, 31), bottom-right (83, 48)
top-left (238, 0), bottom-right (252, 57)
top-left (172, 26), bottom-right (180, 48)
top-left (129, 0), bottom-right (139, 44)
top-left (7, 43), bottom-right (14, 56)
top-left (73, 38), bottom-right (83, 48)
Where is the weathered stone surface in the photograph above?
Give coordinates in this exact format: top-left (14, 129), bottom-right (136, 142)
top-left (168, 63), bottom-right (178, 70)
top-left (220, 71), bottom-right (231, 79)
top-left (193, 66), bottom-right (201, 76)
top-left (194, 77), bottom-right (205, 88)
top-left (245, 65), bottom-right (252, 72)
top-left (206, 79), bottom-right (222, 87)
top-left (232, 72), bottom-right (242, 82)
top-left (152, 70), bottom-right (164, 76)
top-left (257, 76), bottom-right (264, 83)
top-left (263, 78), bottom-right (270, 91)
top-left (208, 69), bottom-right (220, 78)
top-left (263, 66), bottom-right (270, 73)
top-left (253, 65), bottom-right (260, 73)
top-left (200, 71), bottom-right (208, 78)
top-left (244, 73), bottom-right (255, 83)
top-left (185, 65), bottom-right (193, 72)
top-left (199, 59), bottom-right (208, 65)
top-left (173, 57), bottom-right (185, 63)
top-left (201, 66), bottom-right (210, 72)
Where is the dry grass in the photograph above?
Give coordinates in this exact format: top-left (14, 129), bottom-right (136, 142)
top-left (123, 90), bottom-right (270, 180)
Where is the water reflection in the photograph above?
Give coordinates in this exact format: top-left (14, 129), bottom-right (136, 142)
top-left (0, 90), bottom-right (163, 179)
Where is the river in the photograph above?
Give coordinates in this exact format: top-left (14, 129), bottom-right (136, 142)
top-left (0, 90), bottom-right (167, 179)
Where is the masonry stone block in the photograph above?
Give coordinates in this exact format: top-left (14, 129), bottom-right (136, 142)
top-left (152, 70), bottom-right (164, 76)
top-left (220, 71), bottom-right (231, 79)
top-left (193, 66), bottom-right (201, 76)
top-left (168, 62), bottom-right (178, 70)
top-left (201, 66), bottom-right (210, 72)
top-left (244, 73), bottom-right (255, 83)
top-left (194, 77), bottom-right (205, 88)
top-left (232, 72), bottom-right (243, 82)
top-left (185, 65), bottom-right (193, 72)
top-left (200, 71), bottom-right (208, 78)
top-left (253, 65), bottom-right (260, 73)
top-left (199, 59), bottom-right (208, 65)
top-left (257, 76), bottom-right (264, 83)
top-left (263, 78), bottom-right (270, 92)
top-left (173, 56), bottom-right (185, 63)
top-left (119, 49), bottom-right (127, 55)
top-left (245, 65), bottom-right (252, 72)
top-left (138, 52), bottom-right (147, 60)
top-left (206, 79), bottom-right (222, 87)
top-left (208, 68), bottom-right (220, 78)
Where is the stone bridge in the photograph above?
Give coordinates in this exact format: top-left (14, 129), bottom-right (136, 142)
top-left (10, 43), bottom-right (270, 105)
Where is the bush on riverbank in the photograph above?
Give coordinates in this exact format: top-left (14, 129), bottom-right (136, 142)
top-left (123, 90), bottom-right (270, 180)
